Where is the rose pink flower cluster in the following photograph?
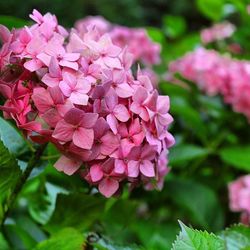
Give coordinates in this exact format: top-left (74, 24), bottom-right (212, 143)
top-left (228, 175), bottom-right (250, 225)
top-left (74, 16), bottom-right (161, 66)
top-left (168, 48), bottom-right (250, 121)
top-left (0, 10), bottom-right (174, 198)
top-left (200, 22), bottom-right (235, 45)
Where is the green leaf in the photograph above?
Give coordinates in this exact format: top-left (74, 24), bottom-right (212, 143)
top-left (0, 140), bottom-right (21, 202)
top-left (132, 221), bottom-right (179, 250)
top-left (162, 15), bottom-right (186, 39)
top-left (44, 193), bottom-right (105, 234)
top-left (146, 27), bottom-right (165, 45)
top-left (166, 179), bottom-right (224, 231)
top-left (0, 232), bottom-right (9, 250)
top-left (196, 0), bottom-right (225, 21)
top-left (171, 97), bottom-right (207, 142)
top-left (172, 222), bottom-right (225, 250)
top-left (5, 224), bottom-right (37, 250)
top-left (219, 146), bottom-right (250, 171)
top-left (0, 16), bottom-right (29, 29)
top-left (34, 228), bottom-right (85, 250)
top-left (0, 117), bottom-right (27, 155)
top-left (169, 144), bottom-right (210, 166)
top-left (220, 224), bottom-right (250, 250)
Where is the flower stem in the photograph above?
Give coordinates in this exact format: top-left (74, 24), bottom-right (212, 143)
top-left (0, 143), bottom-right (48, 227)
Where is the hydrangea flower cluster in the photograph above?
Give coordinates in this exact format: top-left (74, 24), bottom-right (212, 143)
top-left (200, 22), bottom-right (235, 45)
top-left (0, 10), bottom-right (174, 197)
top-left (228, 175), bottom-right (250, 225)
top-left (168, 48), bottom-right (250, 121)
top-left (75, 16), bottom-right (161, 66)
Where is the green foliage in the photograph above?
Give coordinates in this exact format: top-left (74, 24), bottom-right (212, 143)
top-left (220, 224), bottom-right (250, 250)
top-left (219, 146), bottom-right (250, 171)
top-left (34, 228), bottom-right (85, 250)
top-left (196, 0), bottom-right (225, 21)
top-left (0, 117), bottom-right (28, 155)
top-left (44, 193), bottom-right (105, 234)
top-left (162, 15), bottom-right (186, 39)
top-left (0, 15), bottom-right (29, 29)
top-left (0, 140), bottom-right (21, 204)
top-left (166, 179), bottom-right (224, 231)
top-left (172, 222), bottom-right (225, 250)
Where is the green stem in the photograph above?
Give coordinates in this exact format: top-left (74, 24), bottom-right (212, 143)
top-left (1, 143), bottom-right (47, 228)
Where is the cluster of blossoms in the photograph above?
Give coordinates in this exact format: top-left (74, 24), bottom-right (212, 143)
top-left (228, 175), bottom-right (250, 225)
top-left (168, 48), bottom-right (250, 121)
top-left (200, 22), bottom-right (235, 45)
top-left (0, 10), bottom-right (174, 197)
top-left (75, 16), bottom-right (160, 87)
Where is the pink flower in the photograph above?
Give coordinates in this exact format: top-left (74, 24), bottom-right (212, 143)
top-left (127, 145), bottom-right (157, 178)
top-left (229, 175), bottom-right (250, 225)
top-left (52, 108), bottom-right (98, 149)
top-left (0, 10), bottom-right (174, 198)
top-left (59, 71), bottom-right (91, 105)
top-left (105, 88), bottom-right (130, 134)
top-left (37, 37), bottom-right (80, 70)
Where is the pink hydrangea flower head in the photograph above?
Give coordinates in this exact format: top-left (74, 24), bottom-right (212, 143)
top-left (0, 10), bottom-right (174, 198)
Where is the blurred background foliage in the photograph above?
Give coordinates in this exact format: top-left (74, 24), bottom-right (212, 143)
top-left (1, 0), bottom-right (250, 249)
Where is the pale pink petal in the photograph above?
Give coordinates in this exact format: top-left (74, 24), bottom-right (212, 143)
top-left (133, 86), bottom-right (148, 104)
top-left (114, 159), bottom-right (126, 174)
top-left (115, 83), bottom-right (134, 98)
top-left (24, 59), bottom-right (43, 72)
top-left (113, 104), bottom-right (130, 122)
top-left (127, 160), bottom-right (140, 178)
top-left (54, 156), bottom-right (81, 175)
top-left (106, 113), bottom-right (118, 134)
top-left (69, 92), bottom-right (89, 105)
top-left (140, 160), bottom-right (155, 177)
top-left (63, 53), bottom-right (80, 61)
top-left (59, 60), bottom-right (79, 70)
top-left (98, 178), bottom-right (119, 198)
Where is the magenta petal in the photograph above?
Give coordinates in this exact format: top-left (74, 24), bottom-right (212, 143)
top-left (54, 156), bottom-right (81, 175)
top-left (140, 160), bottom-right (155, 177)
top-left (100, 131), bottom-right (119, 155)
top-left (73, 127), bottom-right (94, 149)
top-left (80, 113), bottom-right (98, 128)
top-left (114, 159), bottom-right (126, 174)
top-left (90, 164), bottom-right (103, 182)
top-left (98, 178), bottom-right (119, 198)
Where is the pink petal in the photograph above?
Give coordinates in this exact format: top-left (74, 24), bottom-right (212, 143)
top-left (52, 120), bottom-right (74, 142)
top-left (129, 118), bottom-right (141, 135)
top-left (115, 83), bottom-right (134, 98)
top-left (98, 178), bottom-right (119, 198)
top-left (114, 159), bottom-right (126, 174)
top-left (105, 88), bottom-right (118, 110)
top-left (140, 160), bottom-right (155, 177)
top-left (32, 87), bottom-right (54, 113)
top-left (54, 155), bottom-right (81, 175)
top-left (100, 131), bottom-right (119, 155)
top-left (64, 108), bottom-right (85, 125)
top-left (106, 113), bottom-right (118, 134)
top-left (80, 113), bottom-right (99, 128)
top-left (69, 92), bottom-right (89, 105)
top-left (113, 104), bottom-right (130, 122)
top-left (73, 127), bottom-right (94, 149)
top-left (127, 160), bottom-right (140, 178)
top-left (63, 53), bottom-right (80, 61)
top-left (90, 164), bottom-right (103, 182)
top-left (133, 86), bottom-right (148, 104)
top-left (59, 60), bottom-right (79, 70)
top-left (37, 53), bottom-right (52, 66)
top-left (24, 59), bottom-right (43, 72)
